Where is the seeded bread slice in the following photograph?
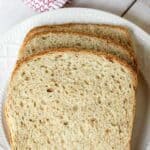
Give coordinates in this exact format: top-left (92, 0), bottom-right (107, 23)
top-left (5, 49), bottom-right (137, 150)
top-left (24, 24), bottom-right (134, 53)
top-left (19, 31), bottom-right (136, 69)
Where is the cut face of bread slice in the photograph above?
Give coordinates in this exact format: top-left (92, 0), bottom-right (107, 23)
top-left (24, 24), bottom-right (134, 53)
top-left (19, 31), bottom-right (136, 69)
top-left (5, 50), bottom-right (137, 150)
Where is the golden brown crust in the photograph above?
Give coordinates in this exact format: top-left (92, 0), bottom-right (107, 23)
top-left (16, 48), bottom-right (138, 87)
top-left (22, 23), bottom-right (134, 53)
top-left (24, 23), bottom-right (132, 44)
top-left (4, 95), bottom-right (15, 149)
top-left (23, 24), bottom-right (134, 57)
top-left (5, 48), bottom-right (137, 149)
top-left (19, 23), bottom-right (138, 72)
top-left (19, 30), bottom-right (137, 70)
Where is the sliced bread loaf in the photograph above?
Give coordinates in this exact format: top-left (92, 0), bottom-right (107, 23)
top-left (5, 49), bottom-right (137, 150)
top-left (19, 31), bottom-right (136, 69)
top-left (24, 24), bottom-right (134, 53)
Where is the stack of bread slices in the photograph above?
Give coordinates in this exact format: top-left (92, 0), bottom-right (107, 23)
top-left (5, 24), bottom-right (138, 150)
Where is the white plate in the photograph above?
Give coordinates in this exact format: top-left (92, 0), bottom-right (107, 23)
top-left (0, 8), bottom-right (150, 150)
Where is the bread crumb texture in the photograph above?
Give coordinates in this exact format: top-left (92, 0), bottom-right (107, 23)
top-left (20, 32), bottom-right (135, 69)
top-left (5, 52), bottom-right (135, 150)
top-left (25, 24), bottom-right (133, 52)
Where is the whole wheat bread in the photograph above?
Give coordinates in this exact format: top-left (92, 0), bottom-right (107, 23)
top-left (19, 31), bottom-right (136, 69)
top-left (5, 49), bottom-right (137, 150)
top-left (24, 24), bottom-right (134, 53)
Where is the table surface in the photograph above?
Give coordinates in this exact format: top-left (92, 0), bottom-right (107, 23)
top-left (0, 0), bottom-right (149, 36)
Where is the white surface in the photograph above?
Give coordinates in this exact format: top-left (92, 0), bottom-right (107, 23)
top-left (69, 0), bottom-right (133, 15)
top-left (0, 0), bottom-right (37, 35)
top-left (124, 0), bottom-right (150, 33)
top-left (0, 8), bottom-right (149, 150)
top-left (0, 0), bottom-right (149, 35)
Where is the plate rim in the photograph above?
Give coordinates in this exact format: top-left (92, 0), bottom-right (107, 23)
top-left (1, 7), bottom-right (150, 41)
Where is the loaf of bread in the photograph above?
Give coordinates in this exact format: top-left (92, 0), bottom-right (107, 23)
top-left (19, 31), bottom-right (136, 69)
top-left (5, 49), bottom-right (137, 150)
top-left (24, 24), bottom-right (134, 53)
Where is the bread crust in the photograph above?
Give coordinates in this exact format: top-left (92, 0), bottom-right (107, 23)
top-left (4, 95), bottom-right (14, 149)
top-left (19, 30), bottom-right (137, 71)
top-left (16, 48), bottom-right (138, 88)
top-left (23, 23), bottom-right (133, 52)
top-left (5, 48), bottom-right (137, 149)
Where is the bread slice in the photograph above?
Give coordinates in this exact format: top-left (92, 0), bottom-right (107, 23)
top-left (19, 31), bottom-right (136, 69)
top-left (24, 24), bottom-right (134, 53)
top-left (5, 49), bottom-right (137, 150)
